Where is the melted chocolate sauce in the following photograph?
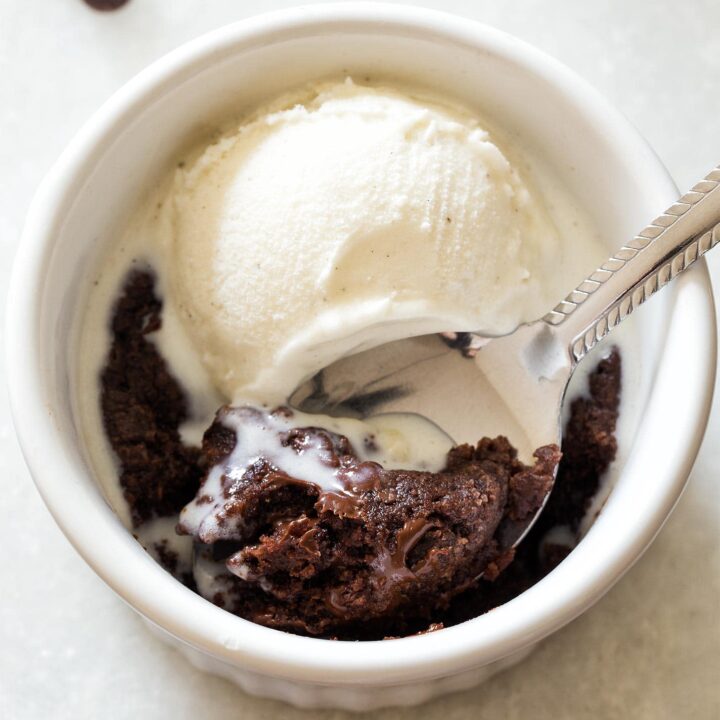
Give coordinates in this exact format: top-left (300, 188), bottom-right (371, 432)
top-left (372, 517), bottom-right (436, 583)
top-left (274, 517), bottom-right (320, 557)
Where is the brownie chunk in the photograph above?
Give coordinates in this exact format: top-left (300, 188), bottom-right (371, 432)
top-left (440, 349), bottom-right (622, 625)
top-left (101, 270), bottom-right (201, 526)
top-left (178, 407), bottom-right (560, 637)
top-left (543, 350), bottom-right (621, 532)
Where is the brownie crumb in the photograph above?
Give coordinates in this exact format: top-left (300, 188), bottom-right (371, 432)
top-left (153, 540), bottom-right (179, 575)
top-left (150, 540), bottom-right (195, 589)
top-left (101, 270), bottom-right (201, 526)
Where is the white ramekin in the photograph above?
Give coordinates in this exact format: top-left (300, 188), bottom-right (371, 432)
top-left (6, 3), bottom-right (716, 711)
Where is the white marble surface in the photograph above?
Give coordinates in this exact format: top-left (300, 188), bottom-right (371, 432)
top-left (1, 1), bottom-right (719, 717)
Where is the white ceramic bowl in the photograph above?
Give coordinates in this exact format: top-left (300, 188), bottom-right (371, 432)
top-left (7, 3), bottom-right (716, 711)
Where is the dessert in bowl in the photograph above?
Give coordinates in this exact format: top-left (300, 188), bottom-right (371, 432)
top-left (6, 4), bottom-right (715, 710)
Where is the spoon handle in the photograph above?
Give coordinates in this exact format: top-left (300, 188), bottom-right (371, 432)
top-left (545, 166), bottom-right (720, 364)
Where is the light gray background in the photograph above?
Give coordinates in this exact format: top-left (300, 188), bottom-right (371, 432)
top-left (1, 1), bottom-right (719, 718)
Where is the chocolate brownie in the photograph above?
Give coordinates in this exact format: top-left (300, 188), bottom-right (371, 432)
top-left (101, 270), bottom-right (201, 526)
top-left (100, 270), bottom-right (621, 639)
top-left (177, 408), bottom-right (559, 637)
top-left (440, 349), bottom-right (621, 625)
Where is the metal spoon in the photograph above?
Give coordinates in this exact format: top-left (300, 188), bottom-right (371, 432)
top-left (291, 165), bottom-right (720, 546)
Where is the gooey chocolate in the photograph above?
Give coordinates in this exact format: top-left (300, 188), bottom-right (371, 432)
top-left (176, 405), bottom-right (559, 636)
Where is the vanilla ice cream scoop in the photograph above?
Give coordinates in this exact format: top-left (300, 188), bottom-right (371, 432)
top-left (164, 79), bottom-right (561, 402)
